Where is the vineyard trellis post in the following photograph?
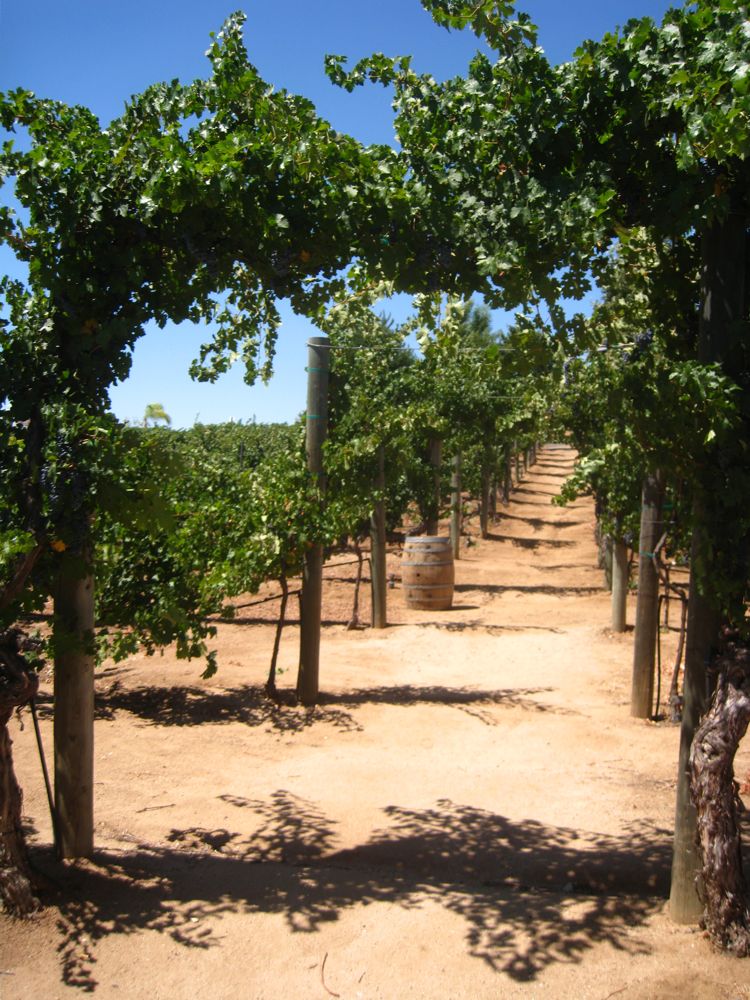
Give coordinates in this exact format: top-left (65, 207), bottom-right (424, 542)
top-left (611, 539), bottom-right (629, 633)
top-left (53, 548), bottom-right (95, 858)
top-left (502, 443), bottom-right (512, 505)
top-left (479, 445), bottom-right (492, 540)
top-left (297, 337), bottom-right (330, 707)
top-left (450, 452), bottom-right (462, 559)
top-left (425, 437), bottom-right (442, 535)
top-left (630, 470), bottom-right (665, 719)
top-left (370, 444), bottom-right (387, 629)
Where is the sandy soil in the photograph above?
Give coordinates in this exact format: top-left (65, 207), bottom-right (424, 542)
top-left (3, 444), bottom-right (749, 1000)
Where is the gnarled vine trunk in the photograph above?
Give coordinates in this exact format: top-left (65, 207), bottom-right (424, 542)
top-left (690, 636), bottom-right (750, 955)
top-left (0, 630), bottom-right (40, 916)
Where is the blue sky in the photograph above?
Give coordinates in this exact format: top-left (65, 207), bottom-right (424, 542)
top-left (0, 0), bottom-right (675, 427)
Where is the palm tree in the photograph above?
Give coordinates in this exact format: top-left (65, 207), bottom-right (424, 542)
top-left (142, 403), bottom-right (171, 428)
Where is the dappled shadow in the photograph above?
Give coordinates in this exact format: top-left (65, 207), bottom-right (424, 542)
top-left (400, 621), bottom-right (564, 635)
top-left (486, 533), bottom-right (576, 550)
top-left (533, 562), bottom-right (597, 572)
top-left (40, 796), bottom-right (669, 989)
top-left (454, 583), bottom-right (604, 597)
top-left (495, 512), bottom-right (585, 531)
top-left (85, 681), bottom-right (571, 730)
top-left (92, 683), bottom-right (362, 734)
top-left (170, 789), bottom-right (339, 865)
top-left (416, 620), bottom-right (564, 635)
top-left (512, 487), bottom-right (564, 498)
top-left (220, 613), bottom-right (366, 627)
top-left (213, 612), bottom-right (296, 625)
top-left (317, 684), bottom-right (566, 716)
top-left (508, 498), bottom-right (586, 510)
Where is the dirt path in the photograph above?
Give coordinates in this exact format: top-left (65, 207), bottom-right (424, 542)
top-left (3, 444), bottom-right (749, 999)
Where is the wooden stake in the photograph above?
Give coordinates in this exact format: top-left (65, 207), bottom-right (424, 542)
top-left (450, 452), bottom-right (462, 560)
top-left (297, 337), bottom-right (329, 707)
top-left (611, 539), bottom-right (628, 632)
top-left (630, 470), bottom-right (665, 718)
top-left (370, 445), bottom-right (387, 629)
top-left (425, 437), bottom-right (442, 535)
top-left (53, 549), bottom-right (95, 859)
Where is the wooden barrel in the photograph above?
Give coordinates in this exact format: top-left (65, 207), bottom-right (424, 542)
top-left (402, 535), bottom-right (455, 610)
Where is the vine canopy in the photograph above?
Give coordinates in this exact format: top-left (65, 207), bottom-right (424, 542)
top-left (0, 12), bottom-right (401, 409)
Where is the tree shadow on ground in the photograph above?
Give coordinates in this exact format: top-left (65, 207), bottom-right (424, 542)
top-left (428, 622), bottom-right (565, 635)
top-left (495, 512), bottom-right (586, 532)
top-left (508, 498), bottom-right (587, 510)
top-left (486, 533), bottom-right (576, 550)
top-left (415, 620), bottom-right (564, 634)
top-left (220, 613), bottom-right (374, 627)
top-left (31, 685), bottom-right (362, 734)
top-left (41, 794), bottom-right (671, 990)
top-left (318, 684), bottom-right (568, 716)
top-left (454, 583), bottom-right (604, 597)
top-left (511, 487), bottom-right (565, 498)
top-left (531, 461), bottom-right (571, 471)
top-left (532, 563), bottom-right (597, 572)
top-left (77, 682), bottom-right (565, 730)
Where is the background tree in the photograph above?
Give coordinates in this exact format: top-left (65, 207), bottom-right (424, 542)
top-left (142, 403), bottom-right (171, 428)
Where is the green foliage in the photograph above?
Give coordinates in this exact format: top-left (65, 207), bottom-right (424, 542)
top-left (0, 12), bottom-right (397, 659)
top-left (2, 0), bottom-right (750, 664)
top-left (557, 265), bottom-right (741, 553)
top-left (142, 403), bottom-right (171, 428)
top-left (94, 421), bottom-right (305, 672)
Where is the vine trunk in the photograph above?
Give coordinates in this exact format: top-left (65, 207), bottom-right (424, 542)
top-left (0, 631), bottom-right (40, 916)
top-left (690, 637), bottom-right (750, 955)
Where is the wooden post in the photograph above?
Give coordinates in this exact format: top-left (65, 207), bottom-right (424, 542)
top-left (479, 448), bottom-right (491, 540)
top-left (611, 538), bottom-right (629, 632)
top-left (370, 444), bottom-right (387, 629)
top-left (631, 470), bottom-right (665, 718)
top-left (503, 443), bottom-right (512, 504)
top-left (425, 436), bottom-right (442, 535)
top-left (450, 452), bottom-right (462, 560)
top-left (54, 549), bottom-right (95, 859)
top-left (297, 336), bottom-right (329, 707)
top-left (600, 534), bottom-right (613, 589)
